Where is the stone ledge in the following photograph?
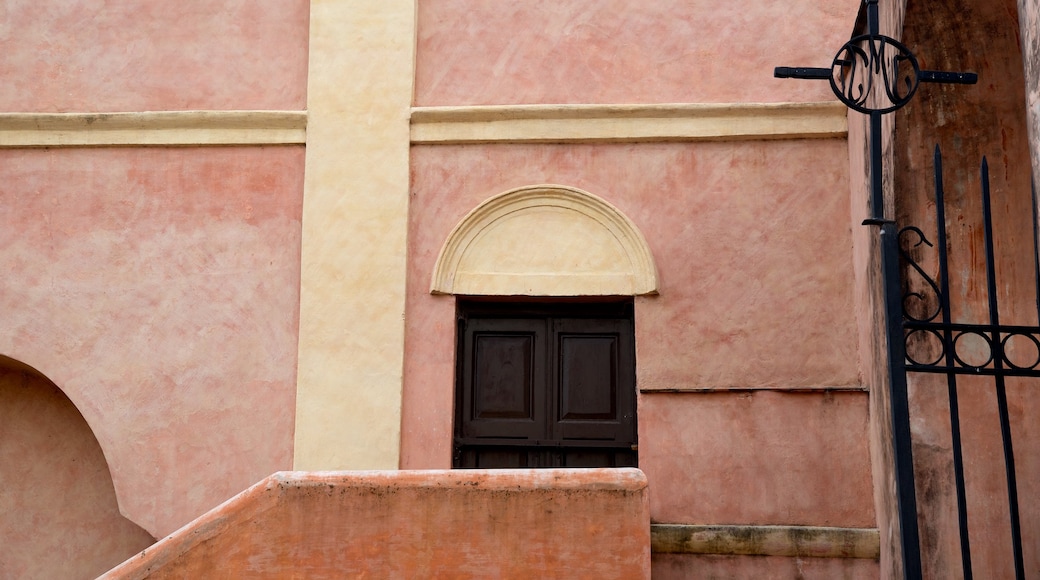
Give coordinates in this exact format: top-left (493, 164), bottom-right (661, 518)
top-left (640, 385), bottom-right (869, 393)
top-left (650, 524), bottom-right (880, 559)
top-left (0, 110), bottom-right (307, 147)
top-left (411, 102), bottom-right (847, 144)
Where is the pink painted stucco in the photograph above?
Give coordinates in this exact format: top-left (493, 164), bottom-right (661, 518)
top-left (415, 0), bottom-right (859, 106)
top-left (402, 140), bottom-right (869, 527)
top-left (405, 141), bottom-right (858, 405)
top-left (1, 358), bottom-right (154, 580)
top-left (102, 469), bottom-right (651, 579)
top-left (0, 146), bottom-right (303, 538)
top-left (639, 391), bottom-right (875, 526)
top-left (0, 0), bottom-right (309, 112)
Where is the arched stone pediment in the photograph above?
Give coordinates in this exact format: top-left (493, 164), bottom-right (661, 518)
top-left (431, 184), bottom-right (658, 296)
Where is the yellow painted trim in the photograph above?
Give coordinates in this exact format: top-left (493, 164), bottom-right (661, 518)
top-left (293, 0), bottom-right (414, 470)
top-left (0, 111), bottom-right (306, 147)
top-left (411, 102), bottom-right (847, 144)
top-left (431, 184), bottom-right (659, 296)
top-left (650, 524), bottom-right (880, 559)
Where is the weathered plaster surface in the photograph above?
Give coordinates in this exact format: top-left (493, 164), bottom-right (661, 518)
top-left (403, 140), bottom-right (860, 467)
top-left (640, 391), bottom-right (875, 527)
top-left (102, 469), bottom-right (650, 579)
top-left (0, 361), bottom-right (154, 580)
top-left (894, 0), bottom-right (1040, 576)
top-left (1019, 0), bottom-right (1040, 185)
top-left (294, 0), bottom-right (414, 470)
top-left (0, 0), bottom-right (309, 112)
top-left (415, 0), bottom-right (859, 106)
top-left (0, 147), bottom-right (303, 538)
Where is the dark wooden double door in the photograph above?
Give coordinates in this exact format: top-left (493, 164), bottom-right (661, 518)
top-left (453, 301), bottom-right (637, 468)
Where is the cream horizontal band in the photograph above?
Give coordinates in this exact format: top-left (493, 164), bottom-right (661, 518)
top-left (0, 110), bottom-right (307, 147)
top-left (650, 524), bottom-right (880, 559)
top-left (411, 102), bottom-right (847, 144)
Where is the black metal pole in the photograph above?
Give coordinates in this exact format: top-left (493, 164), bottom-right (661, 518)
top-left (865, 3), bottom-right (923, 574)
top-left (870, 111), bottom-right (884, 221)
top-left (933, 146), bottom-right (973, 578)
top-left (867, 0), bottom-right (880, 36)
top-left (864, 6), bottom-right (923, 576)
top-left (878, 221), bottom-right (924, 580)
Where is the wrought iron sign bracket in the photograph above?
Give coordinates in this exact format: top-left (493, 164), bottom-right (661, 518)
top-left (773, 0), bottom-right (977, 223)
top-left (774, 67), bottom-right (976, 84)
top-left (773, 2), bottom-right (977, 579)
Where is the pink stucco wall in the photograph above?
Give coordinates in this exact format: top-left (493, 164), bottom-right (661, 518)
top-left (0, 0), bottom-right (309, 112)
top-left (1, 359), bottom-right (154, 580)
top-left (640, 391), bottom-right (875, 526)
top-left (405, 141), bottom-right (859, 434)
top-left (0, 146), bottom-right (303, 538)
top-left (102, 469), bottom-right (651, 579)
top-left (403, 140), bottom-right (874, 526)
top-left (415, 0), bottom-right (858, 106)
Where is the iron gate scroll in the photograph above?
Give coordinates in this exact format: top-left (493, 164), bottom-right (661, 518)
top-left (898, 147), bottom-right (1036, 579)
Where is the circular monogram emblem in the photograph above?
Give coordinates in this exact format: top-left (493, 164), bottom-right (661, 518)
top-left (830, 34), bottom-right (920, 114)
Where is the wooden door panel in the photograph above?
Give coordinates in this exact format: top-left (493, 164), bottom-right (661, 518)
top-left (473, 334), bottom-right (535, 420)
top-left (459, 319), bottom-right (545, 440)
top-left (558, 334), bottom-right (617, 421)
top-left (554, 319), bottom-right (636, 443)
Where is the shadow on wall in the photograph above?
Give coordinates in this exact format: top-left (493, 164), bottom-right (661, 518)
top-left (0, 355), bottom-right (154, 580)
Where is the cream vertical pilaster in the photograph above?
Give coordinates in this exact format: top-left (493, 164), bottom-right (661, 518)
top-left (295, 0), bottom-right (415, 468)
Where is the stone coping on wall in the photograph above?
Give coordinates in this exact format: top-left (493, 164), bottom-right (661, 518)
top-left (411, 102), bottom-right (848, 144)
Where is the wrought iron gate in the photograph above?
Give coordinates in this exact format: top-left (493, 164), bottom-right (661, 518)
top-left (895, 146), bottom-right (1037, 579)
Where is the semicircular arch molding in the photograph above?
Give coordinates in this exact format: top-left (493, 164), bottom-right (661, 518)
top-left (431, 184), bottom-right (658, 296)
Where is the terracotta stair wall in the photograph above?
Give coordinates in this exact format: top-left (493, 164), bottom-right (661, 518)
top-left (100, 468), bottom-right (650, 579)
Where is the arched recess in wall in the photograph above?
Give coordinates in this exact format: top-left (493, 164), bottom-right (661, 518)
top-left (430, 184), bottom-right (658, 296)
top-left (0, 354), bottom-right (154, 578)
